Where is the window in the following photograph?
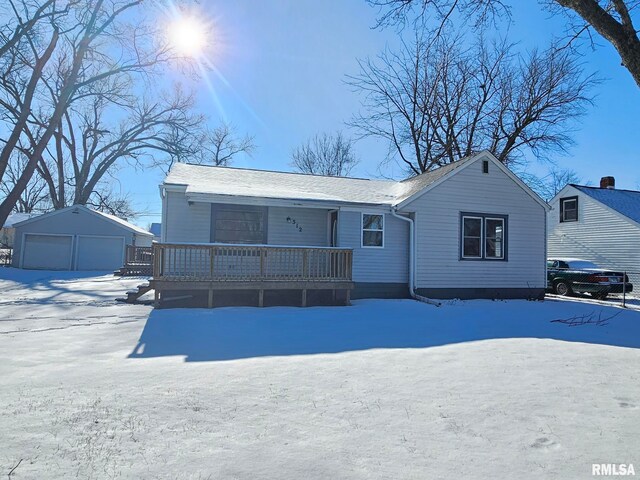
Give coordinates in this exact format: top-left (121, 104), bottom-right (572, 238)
top-left (560, 196), bottom-right (578, 222)
top-left (362, 213), bottom-right (384, 248)
top-left (485, 218), bottom-right (504, 259)
top-left (211, 205), bottom-right (266, 244)
top-left (461, 213), bottom-right (508, 260)
top-left (462, 216), bottom-right (482, 258)
top-left (482, 160), bottom-right (489, 174)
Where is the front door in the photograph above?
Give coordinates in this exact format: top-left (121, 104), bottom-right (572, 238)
top-left (330, 211), bottom-right (338, 247)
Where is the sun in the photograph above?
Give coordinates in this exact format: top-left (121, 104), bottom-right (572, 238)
top-left (168, 16), bottom-right (208, 58)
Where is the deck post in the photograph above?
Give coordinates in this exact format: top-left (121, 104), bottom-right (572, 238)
top-left (345, 288), bottom-right (351, 306)
top-left (154, 287), bottom-right (160, 307)
top-left (208, 287), bottom-right (214, 308)
top-left (258, 289), bottom-right (264, 307)
top-left (301, 289), bottom-right (307, 307)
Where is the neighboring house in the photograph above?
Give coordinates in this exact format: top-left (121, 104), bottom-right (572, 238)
top-left (12, 205), bottom-right (153, 271)
top-left (156, 150), bottom-right (548, 306)
top-left (548, 176), bottom-right (640, 286)
top-left (149, 222), bottom-right (162, 242)
top-left (1, 213), bottom-right (37, 248)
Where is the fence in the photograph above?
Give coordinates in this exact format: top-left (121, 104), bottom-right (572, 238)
top-left (0, 247), bottom-right (12, 266)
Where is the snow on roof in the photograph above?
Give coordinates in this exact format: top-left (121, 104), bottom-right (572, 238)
top-left (164, 154), bottom-right (479, 206)
top-left (2, 212), bottom-right (37, 228)
top-left (573, 185), bottom-right (640, 225)
top-left (11, 205), bottom-right (153, 236)
top-left (90, 208), bottom-right (153, 236)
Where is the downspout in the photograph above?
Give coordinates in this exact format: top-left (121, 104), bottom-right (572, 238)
top-left (391, 208), bottom-right (441, 307)
top-left (159, 184), bottom-right (167, 243)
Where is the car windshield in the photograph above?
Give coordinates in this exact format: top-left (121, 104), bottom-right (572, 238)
top-left (566, 260), bottom-right (600, 270)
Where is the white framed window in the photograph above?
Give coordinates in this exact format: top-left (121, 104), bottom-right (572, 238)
top-left (484, 217), bottom-right (504, 259)
top-left (462, 216), bottom-right (483, 258)
top-left (461, 213), bottom-right (508, 261)
top-left (362, 213), bottom-right (384, 248)
top-left (560, 197), bottom-right (578, 222)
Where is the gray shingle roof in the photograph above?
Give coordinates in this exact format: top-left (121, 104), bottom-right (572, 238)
top-left (164, 154), bottom-right (479, 207)
top-left (573, 185), bottom-right (640, 225)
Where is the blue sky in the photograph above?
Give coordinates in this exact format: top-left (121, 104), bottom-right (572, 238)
top-left (125, 0), bottom-right (640, 227)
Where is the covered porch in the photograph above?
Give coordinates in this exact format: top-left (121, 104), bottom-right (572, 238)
top-left (151, 243), bottom-right (354, 307)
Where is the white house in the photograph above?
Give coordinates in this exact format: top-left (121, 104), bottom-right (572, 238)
top-left (154, 151), bottom-right (548, 306)
top-left (12, 205), bottom-right (153, 271)
top-left (548, 176), bottom-right (640, 286)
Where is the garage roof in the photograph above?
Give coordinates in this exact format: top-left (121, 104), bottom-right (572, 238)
top-left (12, 205), bottom-right (153, 237)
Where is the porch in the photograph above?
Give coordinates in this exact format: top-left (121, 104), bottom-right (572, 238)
top-left (151, 243), bottom-right (354, 307)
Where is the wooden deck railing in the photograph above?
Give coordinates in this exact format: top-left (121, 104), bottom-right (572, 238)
top-left (153, 243), bottom-right (353, 282)
top-left (125, 245), bottom-right (154, 265)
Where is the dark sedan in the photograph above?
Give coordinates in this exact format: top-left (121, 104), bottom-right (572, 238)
top-left (547, 258), bottom-right (633, 300)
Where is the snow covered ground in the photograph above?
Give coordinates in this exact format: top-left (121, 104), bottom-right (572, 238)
top-left (1, 269), bottom-right (639, 479)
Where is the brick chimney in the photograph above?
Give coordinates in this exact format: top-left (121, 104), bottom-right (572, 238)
top-left (600, 176), bottom-right (615, 189)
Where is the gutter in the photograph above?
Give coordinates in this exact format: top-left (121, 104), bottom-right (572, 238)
top-left (390, 209), bottom-right (441, 307)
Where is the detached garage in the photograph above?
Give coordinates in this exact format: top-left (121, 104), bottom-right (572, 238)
top-left (12, 205), bottom-right (153, 271)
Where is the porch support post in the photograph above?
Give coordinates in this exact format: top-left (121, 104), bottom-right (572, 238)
top-left (258, 289), bottom-right (264, 307)
top-left (345, 288), bottom-right (351, 306)
top-left (208, 287), bottom-right (214, 308)
top-left (301, 289), bottom-right (307, 307)
top-left (154, 288), bottom-right (160, 307)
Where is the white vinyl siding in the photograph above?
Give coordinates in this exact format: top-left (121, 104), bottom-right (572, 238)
top-left (338, 210), bottom-right (409, 283)
top-left (403, 159), bottom-right (546, 289)
top-left (267, 207), bottom-right (328, 246)
top-left (163, 191), bottom-right (211, 243)
top-left (548, 187), bottom-right (640, 286)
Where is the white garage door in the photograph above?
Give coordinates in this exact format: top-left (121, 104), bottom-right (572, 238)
top-left (76, 236), bottom-right (124, 271)
top-left (22, 234), bottom-right (72, 270)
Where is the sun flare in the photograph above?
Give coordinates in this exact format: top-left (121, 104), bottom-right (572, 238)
top-left (168, 16), bottom-right (208, 57)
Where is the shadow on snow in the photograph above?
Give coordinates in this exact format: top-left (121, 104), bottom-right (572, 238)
top-left (0, 267), bottom-right (147, 304)
top-left (128, 298), bottom-right (640, 362)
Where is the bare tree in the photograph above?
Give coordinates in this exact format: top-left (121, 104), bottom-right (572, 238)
top-left (0, 152), bottom-right (50, 213)
top-left (85, 187), bottom-right (138, 220)
top-left (196, 122), bottom-right (256, 167)
top-left (520, 167), bottom-right (583, 200)
top-left (347, 31), bottom-right (597, 174)
top-left (32, 85), bottom-right (202, 210)
top-left (291, 131), bottom-right (359, 176)
top-left (0, 0), bottom-right (177, 227)
top-left (367, 0), bottom-right (640, 89)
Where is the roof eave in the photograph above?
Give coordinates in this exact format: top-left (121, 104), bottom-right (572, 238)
top-left (184, 191), bottom-right (394, 209)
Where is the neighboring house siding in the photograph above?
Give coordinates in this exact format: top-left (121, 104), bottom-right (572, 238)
top-left (267, 207), bottom-right (328, 246)
top-left (548, 188), bottom-right (640, 286)
top-left (404, 160), bottom-right (546, 290)
top-left (337, 210), bottom-right (409, 284)
top-left (164, 191), bottom-right (211, 243)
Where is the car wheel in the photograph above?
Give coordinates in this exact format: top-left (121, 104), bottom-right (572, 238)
top-left (554, 281), bottom-right (572, 296)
